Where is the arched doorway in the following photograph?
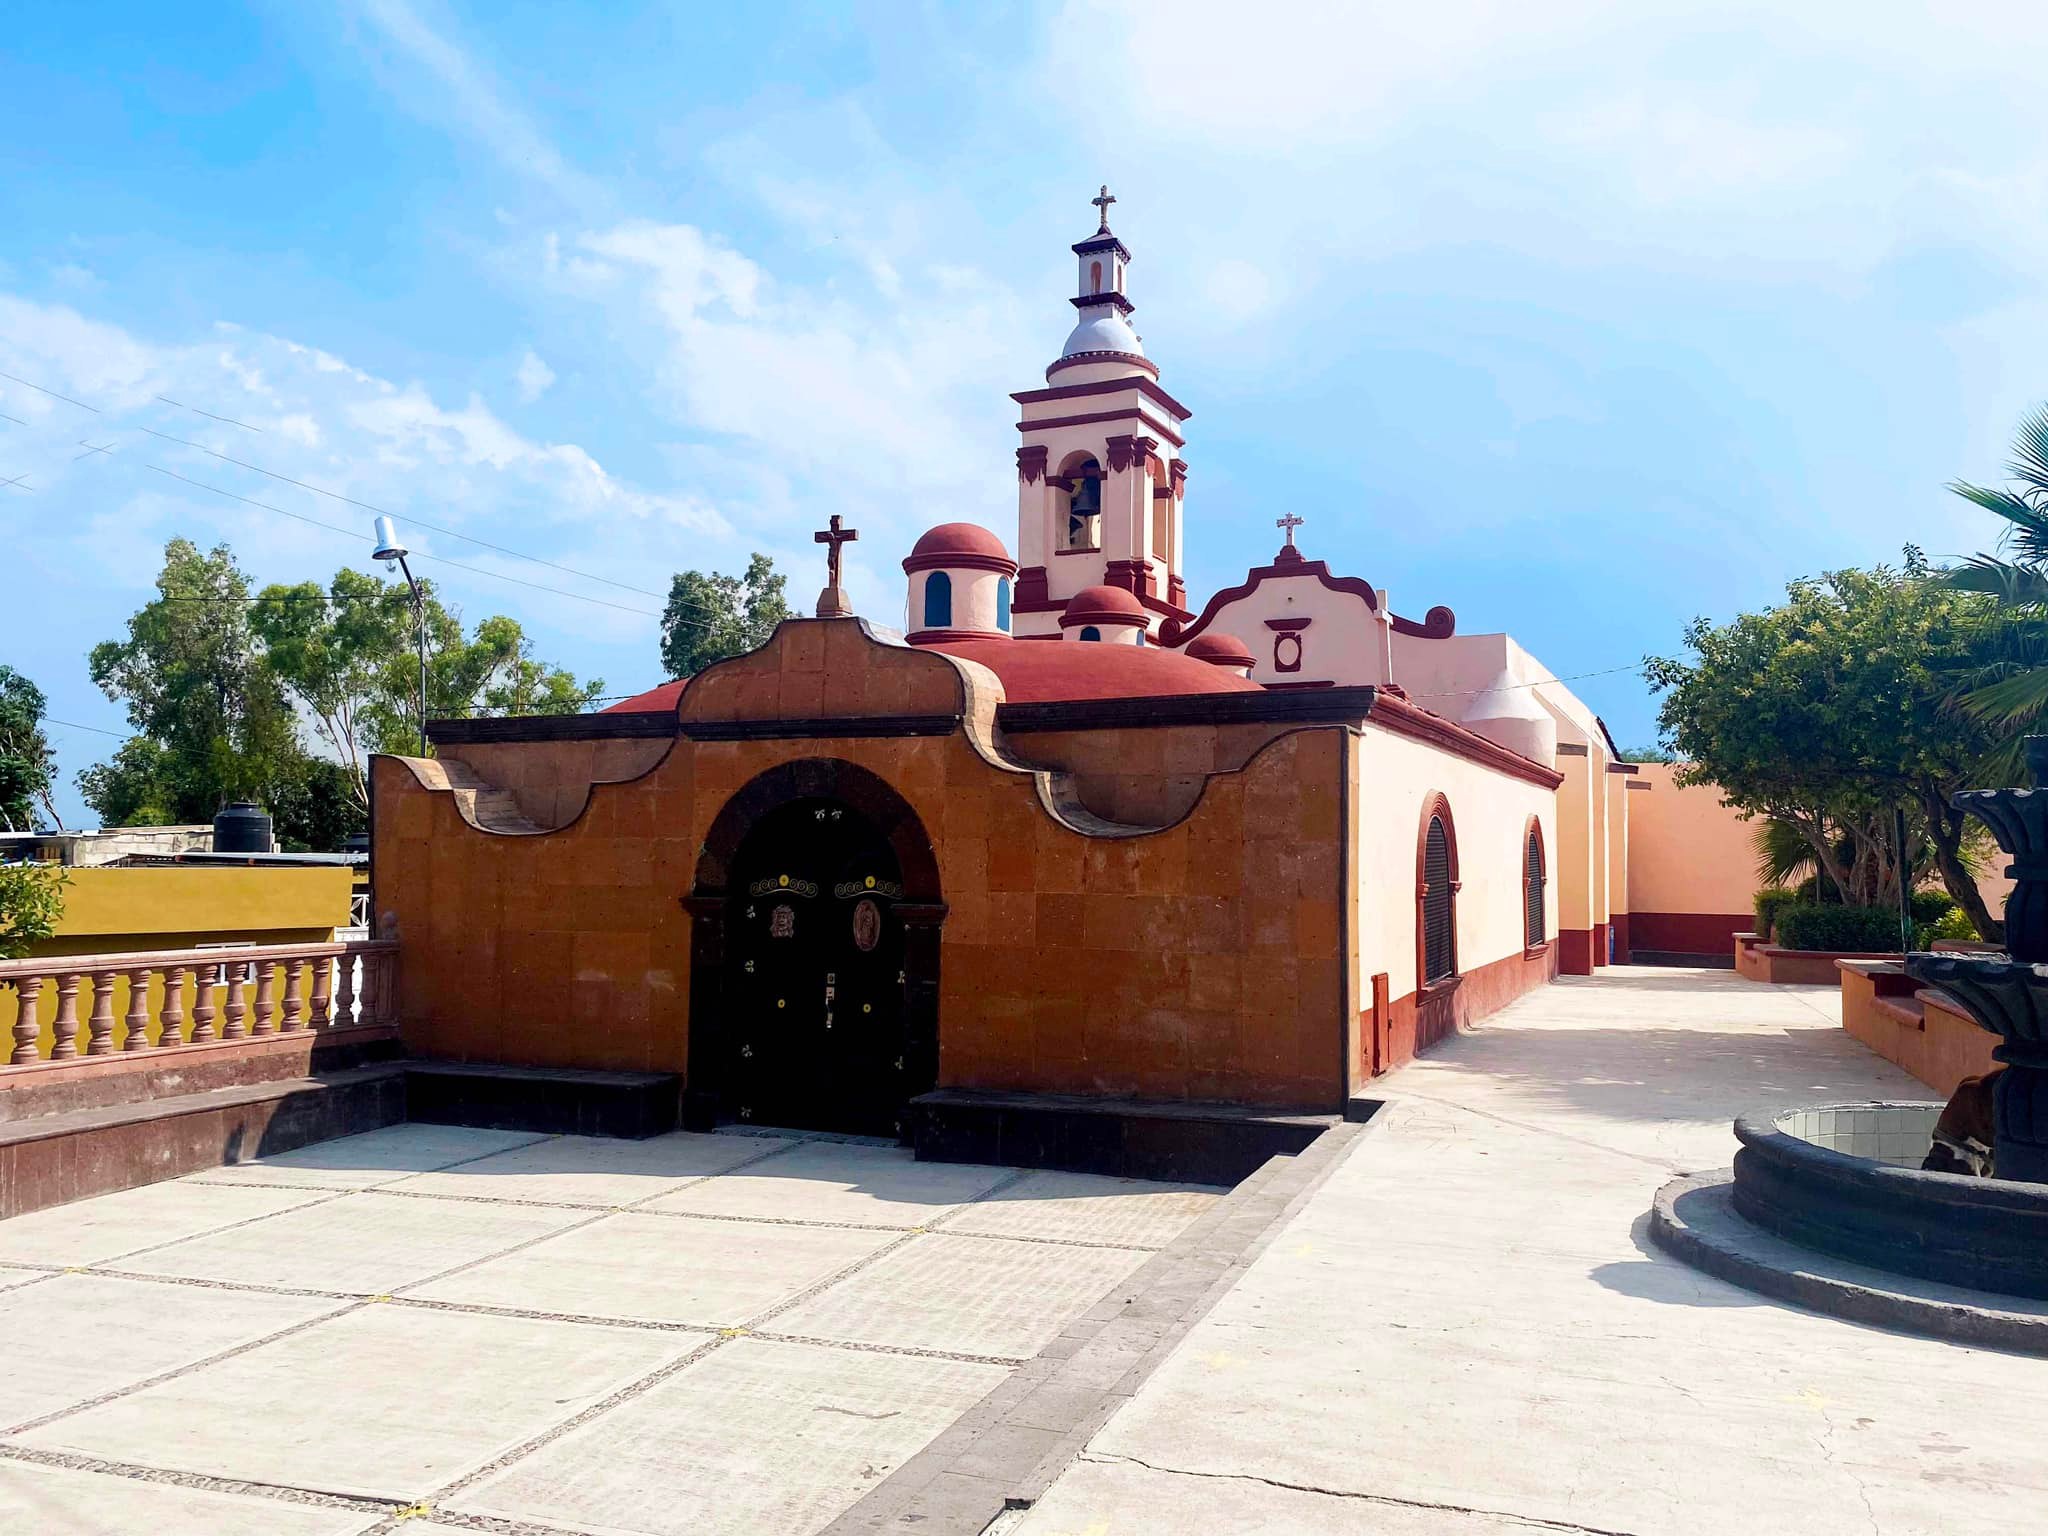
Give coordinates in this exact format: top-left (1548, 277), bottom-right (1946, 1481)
top-left (683, 759), bottom-right (944, 1138)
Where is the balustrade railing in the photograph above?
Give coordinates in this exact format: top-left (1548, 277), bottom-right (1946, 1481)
top-left (0, 940), bottom-right (398, 1068)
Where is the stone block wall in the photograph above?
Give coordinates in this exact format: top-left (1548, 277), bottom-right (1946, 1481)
top-left (374, 620), bottom-right (1352, 1111)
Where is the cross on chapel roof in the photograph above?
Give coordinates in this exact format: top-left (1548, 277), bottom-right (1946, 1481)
top-left (1277, 511), bottom-right (1304, 547)
top-left (813, 513), bottom-right (858, 618)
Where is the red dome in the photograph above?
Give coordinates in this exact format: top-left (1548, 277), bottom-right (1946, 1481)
top-left (1059, 584), bottom-right (1147, 628)
top-left (903, 522), bottom-right (1016, 574)
top-left (925, 636), bottom-right (1261, 702)
top-left (1185, 632), bottom-right (1255, 668)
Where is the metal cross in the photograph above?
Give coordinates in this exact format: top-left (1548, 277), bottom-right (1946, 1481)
top-left (1277, 511), bottom-right (1304, 547)
top-left (1092, 184), bottom-right (1116, 232)
top-left (815, 513), bottom-right (859, 589)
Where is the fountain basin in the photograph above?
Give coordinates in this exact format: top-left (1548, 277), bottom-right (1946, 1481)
top-left (1732, 1102), bottom-right (2048, 1299)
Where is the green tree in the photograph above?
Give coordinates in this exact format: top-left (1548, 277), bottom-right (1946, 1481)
top-left (354, 603), bottom-right (604, 758)
top-left (1618, 744), bottom-right (1679, 763)
top-left (0, 863), bottom-right (68, 958)
top-left (660, 554), bottom-right (789, 678)
top-left (0, 666), bottom-right (61, 831)
top-left (250, 569), bottom-right (416, 810)
top-left (1646, 553), bottom-right (2004, 940)
top-left (85, 540), bottom-right (304, 829)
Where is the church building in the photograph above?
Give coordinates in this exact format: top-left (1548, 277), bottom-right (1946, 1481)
top-left (371, 191), bottom-right (1645, 1156)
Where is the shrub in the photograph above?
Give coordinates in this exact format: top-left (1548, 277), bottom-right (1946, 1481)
top-left (1924, 907), bottom-right (1980, 944)
top-left (1753, 887), bottom-right (1797, 940)
top-left (0, 862), bottom-right (67, 959)
top-left (1773, 902), bottom-right (1904, 953)
top-left (1909, 889), bottom-right (1956, 925)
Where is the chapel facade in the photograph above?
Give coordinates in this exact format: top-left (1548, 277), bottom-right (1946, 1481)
top-left (371, 192), bottom-right (1652, 1154)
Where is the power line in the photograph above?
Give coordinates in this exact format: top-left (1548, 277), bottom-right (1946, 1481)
top-left (0, 368), bottom-right (100, 413)
top-left (146, 463), bottom-right (663, 619)
top-left (155, 394), bottom-right (261, 433)
top-left (3, 364), bottom-right (728, 623)
top-left (1408, 662), bottom-right (1644, 699)
top-left (135, 425), bottom-right (669, 602)
top-left (45, 717), bottom-right (132, 740)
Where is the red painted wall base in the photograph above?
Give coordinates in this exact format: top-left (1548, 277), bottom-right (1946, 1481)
top-left (1362, 943), bottom-right (1559, 1077)
top-left (1610, 913), bottom-right (1631, 964)
top-left (1558, 928), bottom-right (1595, 975)
top-left (1592, 922), bottom-right (1610, 967)
top-left (1629, 911), bottom-right (1751, 956)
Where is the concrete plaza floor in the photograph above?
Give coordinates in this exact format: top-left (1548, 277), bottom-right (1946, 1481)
top-left (0, 1123), bottom-right (1219, 1535)
top-left (1014, 967), bottom-right (2048, 1535)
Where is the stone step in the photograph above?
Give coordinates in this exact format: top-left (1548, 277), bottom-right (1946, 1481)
top-left (908, 1088), bottom-right (1337, 1185)
top-left (404, 1060), bottom-right (681, 1139)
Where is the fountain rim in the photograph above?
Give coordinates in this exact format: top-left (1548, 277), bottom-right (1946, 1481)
top-left (1734, 1102), bottom-right (2048, 1210)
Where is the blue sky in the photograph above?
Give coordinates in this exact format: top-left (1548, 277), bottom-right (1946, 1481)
top-left (4, 1), bottom-right (2046, 827)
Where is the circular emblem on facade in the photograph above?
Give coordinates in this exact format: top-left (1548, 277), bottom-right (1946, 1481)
top-left (776, 998), bottom-right (785, 1009)
top-left (852, 897), bottom-right (882, 953)
top-left (778, 874), bottom-right (789, 887)
top-left (865, 875), bottom-right (876, 889)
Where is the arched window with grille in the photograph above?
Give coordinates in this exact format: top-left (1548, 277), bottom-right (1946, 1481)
top-left (1417, 797), bottom-right (1459, 987)
top-left (1522, 819), bottom-right (1547, 950)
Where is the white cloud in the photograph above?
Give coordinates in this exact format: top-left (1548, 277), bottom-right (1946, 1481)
top-left (514, 348), bottom-right (555, 403)
top-left (350, 0), bottom-right (603, 210)
top-left (0, 291), bottom-right (723, 647)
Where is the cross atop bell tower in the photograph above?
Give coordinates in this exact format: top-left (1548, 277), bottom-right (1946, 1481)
top-left (1090, 184), bottom-right (1116, 234)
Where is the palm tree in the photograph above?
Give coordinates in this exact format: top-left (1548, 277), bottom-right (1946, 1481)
top-left (1943, 405), bottom-right (2048, 748)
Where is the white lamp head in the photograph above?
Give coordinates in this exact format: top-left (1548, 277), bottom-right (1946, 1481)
top-left (370, 515), bottom-right (408, 568)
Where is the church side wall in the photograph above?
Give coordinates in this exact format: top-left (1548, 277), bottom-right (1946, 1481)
top-left (1624, 762), bottom-right (1756, 957)
top-left (372, 720), bottom-right (1350, 1109)
top-left (1352, 726), bottom-right (1557, 1077)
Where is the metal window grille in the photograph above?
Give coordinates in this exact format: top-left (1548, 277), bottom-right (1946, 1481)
top-left (1524, 830), bottom-right (1546, 948)
top-left (1423, 815), bottom-right (1455, 982)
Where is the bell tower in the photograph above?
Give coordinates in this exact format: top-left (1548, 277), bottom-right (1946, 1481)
top-left (1010, 187), bottom-right (1193, 641)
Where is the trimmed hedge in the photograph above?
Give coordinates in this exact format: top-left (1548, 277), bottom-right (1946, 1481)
top-left (1773, 902), bottom-right (1905, 953)
top-left (1753, 887), bottom-right (1797, 940)
top-left (1910, 889), bottom-right (1957, 925)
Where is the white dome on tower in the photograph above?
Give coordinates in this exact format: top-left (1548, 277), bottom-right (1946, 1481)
top-left (1062, 312), bottom-right (1144, 359)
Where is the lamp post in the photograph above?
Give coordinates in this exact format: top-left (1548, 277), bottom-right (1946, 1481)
top-left (371, 516), bottom-right (428, 756)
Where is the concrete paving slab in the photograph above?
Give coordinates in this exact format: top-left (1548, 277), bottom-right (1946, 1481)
top-left (454, 1336), bottom-right (1007, 1536)
top-left (646, 1141), bottom-right (1013, 1229)
top-left (409, 1211), bottom-right (894, 1327)
top-left (1023, 967), bottom-right (2048, 1534)
top-left (0, 1273), bottom-right (343, 1428)
top-left (118, 1189), bottom-right (587, 1295)
top-left (0, 1459), bottom-right (382, 1536)
top-left (195, 1124), bottom-right (546, 1188)
top-left (0, 1180), bottom-right (328, 1267)
top-left (20, 1301), bottom-right (690, 1502)
top-left (1013, 1456), bottom-right (1548, 1534)
top-left (938, 1171), bottom-right (1224, 1250)
top-left (771, 1233), bottom-right (1148, 1360)
top-left (384, 1129), bottom-right (773, 1207)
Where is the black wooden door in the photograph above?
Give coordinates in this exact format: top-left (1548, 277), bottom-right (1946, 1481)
top-left (724, 797), bottom-right (908, 1136)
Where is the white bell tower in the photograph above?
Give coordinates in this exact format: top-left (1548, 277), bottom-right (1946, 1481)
top-left (1010, 187), bottom-right (1193, 641)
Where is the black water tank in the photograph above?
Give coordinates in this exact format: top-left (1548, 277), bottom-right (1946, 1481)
top-left (213, 801), bottom-right (273, 854)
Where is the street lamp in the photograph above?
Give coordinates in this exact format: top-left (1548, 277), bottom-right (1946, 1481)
top-left (371, 516), bottom-right (428, 756)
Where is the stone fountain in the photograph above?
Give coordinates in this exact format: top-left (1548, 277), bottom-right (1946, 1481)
top-left (1903, 734), bottom-right (2048, 1184)
top-left (1648, 741), bottom-right (2048, 1349)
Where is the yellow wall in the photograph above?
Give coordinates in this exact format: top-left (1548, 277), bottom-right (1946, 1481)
top-left (36, 866), bottom-right (353, 955)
